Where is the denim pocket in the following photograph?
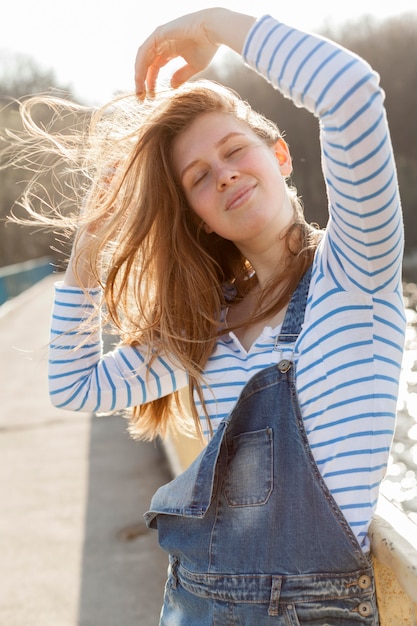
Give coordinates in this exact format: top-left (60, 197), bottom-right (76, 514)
top-left (224, 427), bottom-right (273, 507)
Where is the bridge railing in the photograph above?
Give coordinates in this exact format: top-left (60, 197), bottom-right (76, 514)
top-left (0, 256), bottom-right (54, 305)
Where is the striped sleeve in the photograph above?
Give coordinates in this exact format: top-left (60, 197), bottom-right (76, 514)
top-left (48, 283), bottom-right (188, 412)
top-left (243, 16), bottom-right (403, 294)
top-left (242, 17), bottom-right (406, 548)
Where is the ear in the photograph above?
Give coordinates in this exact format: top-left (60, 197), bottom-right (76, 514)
top-left (273, 138), bottom-right (292, 176)
top-left (203, 222), bottom-right (214, 234)
top-left (190, 210), bottom-right (214, 234)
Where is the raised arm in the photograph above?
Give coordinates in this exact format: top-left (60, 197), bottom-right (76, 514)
top-left (134, 8), bottom-right (255, 96)
top-left (243, 16), bottom-right (403, 293)
top-left (135, 8), bottom-right (403, 294)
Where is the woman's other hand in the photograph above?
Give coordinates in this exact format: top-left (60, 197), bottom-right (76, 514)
top-left (134, 8), bottom-right (255, 98)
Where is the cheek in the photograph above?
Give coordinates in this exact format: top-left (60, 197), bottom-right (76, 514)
top-left (187, 188), bottom-right (213, 223)
top-left (189, 198), bottom-right (217, 235)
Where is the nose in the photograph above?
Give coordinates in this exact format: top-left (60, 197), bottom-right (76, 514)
top-left (216, 165), bottom-right (240, 190)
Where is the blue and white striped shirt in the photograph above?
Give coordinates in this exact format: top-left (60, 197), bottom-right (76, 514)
top-left (48, 17), bottom-right (406, 550)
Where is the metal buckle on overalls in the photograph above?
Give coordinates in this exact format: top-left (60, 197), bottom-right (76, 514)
top-left (273, 333), bottom-right (298, 352)
top-left (274, 333), bottom-right (297, 372)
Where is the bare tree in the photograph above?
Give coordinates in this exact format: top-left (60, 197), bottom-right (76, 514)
top-left (0, 54), bottom-right (78, 267)
top-left (0, 50), bottom-right (71, 104)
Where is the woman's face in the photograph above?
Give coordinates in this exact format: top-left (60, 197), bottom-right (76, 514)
top-left (172, 111), bottom-right (294, 253)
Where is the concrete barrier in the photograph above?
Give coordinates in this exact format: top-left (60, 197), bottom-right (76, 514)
top-left (371, 496), bottom-right (417, 625)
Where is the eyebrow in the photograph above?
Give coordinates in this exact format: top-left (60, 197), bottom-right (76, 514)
top-left (179, 132), bottom-right (246, 182)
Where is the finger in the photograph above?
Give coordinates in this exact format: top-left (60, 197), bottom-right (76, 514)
top-left (134, 47), bottom-right (150, 97)
top-left (145, 59), bottom-right (166, 97)
top-left (170, 63), bottom-right (200, 89)
top-left (134, 35), bottom-right (163, 97)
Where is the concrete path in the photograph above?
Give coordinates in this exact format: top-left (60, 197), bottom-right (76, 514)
top-left (0, 276), bottom-right (171, 626)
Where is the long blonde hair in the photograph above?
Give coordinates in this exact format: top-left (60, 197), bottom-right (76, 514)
top-left (5, 80), bottom-right (320, 440)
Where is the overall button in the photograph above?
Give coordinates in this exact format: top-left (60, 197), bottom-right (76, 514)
top-left (357, 602), bottom-right (372, 617)
top-left (278, 359), bottom-right (292, 373)
top-left (358, 574), bottom-right (372, 589)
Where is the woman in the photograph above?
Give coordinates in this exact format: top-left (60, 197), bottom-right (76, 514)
top-left (16, 7), bottom-right (406, 624)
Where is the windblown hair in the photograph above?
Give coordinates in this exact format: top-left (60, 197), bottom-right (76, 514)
top-left (4, 80), bottom-right (321, 440)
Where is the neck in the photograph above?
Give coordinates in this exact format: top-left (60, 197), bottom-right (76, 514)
top-left (238, 228), bottom-right (293, 289)
top-left (235, 199), bottom-right (296, 288)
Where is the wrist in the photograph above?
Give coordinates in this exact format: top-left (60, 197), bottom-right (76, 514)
top-left (206, 9), bottom-right (256, 55)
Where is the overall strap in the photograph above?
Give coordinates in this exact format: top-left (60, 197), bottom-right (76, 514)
top-left (275, 263), bottom-right (312, 348)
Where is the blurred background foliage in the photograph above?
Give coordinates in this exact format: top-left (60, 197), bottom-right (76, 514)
top-left (1, 12), bottom-right (416, 280)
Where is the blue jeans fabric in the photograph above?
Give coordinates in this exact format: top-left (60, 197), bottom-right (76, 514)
top-left (145, 267), bottom-right (379, 625)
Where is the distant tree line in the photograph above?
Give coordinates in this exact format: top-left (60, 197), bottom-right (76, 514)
top-left (0, 13), bottom-right (416, 279)
top-left (0, 52), bottom-right (76, 269)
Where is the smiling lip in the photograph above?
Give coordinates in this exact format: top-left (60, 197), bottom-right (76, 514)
top-left (226, 184), bottom-right (256, 211)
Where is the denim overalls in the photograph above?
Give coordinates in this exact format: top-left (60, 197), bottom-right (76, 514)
top-left (145, 267), bottom-right (379, 625)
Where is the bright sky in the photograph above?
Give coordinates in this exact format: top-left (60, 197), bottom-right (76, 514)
top-left (3, 0), bottom-right (416, 105)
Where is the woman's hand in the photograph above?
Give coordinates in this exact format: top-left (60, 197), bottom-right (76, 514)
top-left (134, 8), bottom-right (256, 98)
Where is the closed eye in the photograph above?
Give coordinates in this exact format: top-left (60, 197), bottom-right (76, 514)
top-left (193, 171), bottom-right (209, 186)
top-left (227, 145), bottom-right (244, 157)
